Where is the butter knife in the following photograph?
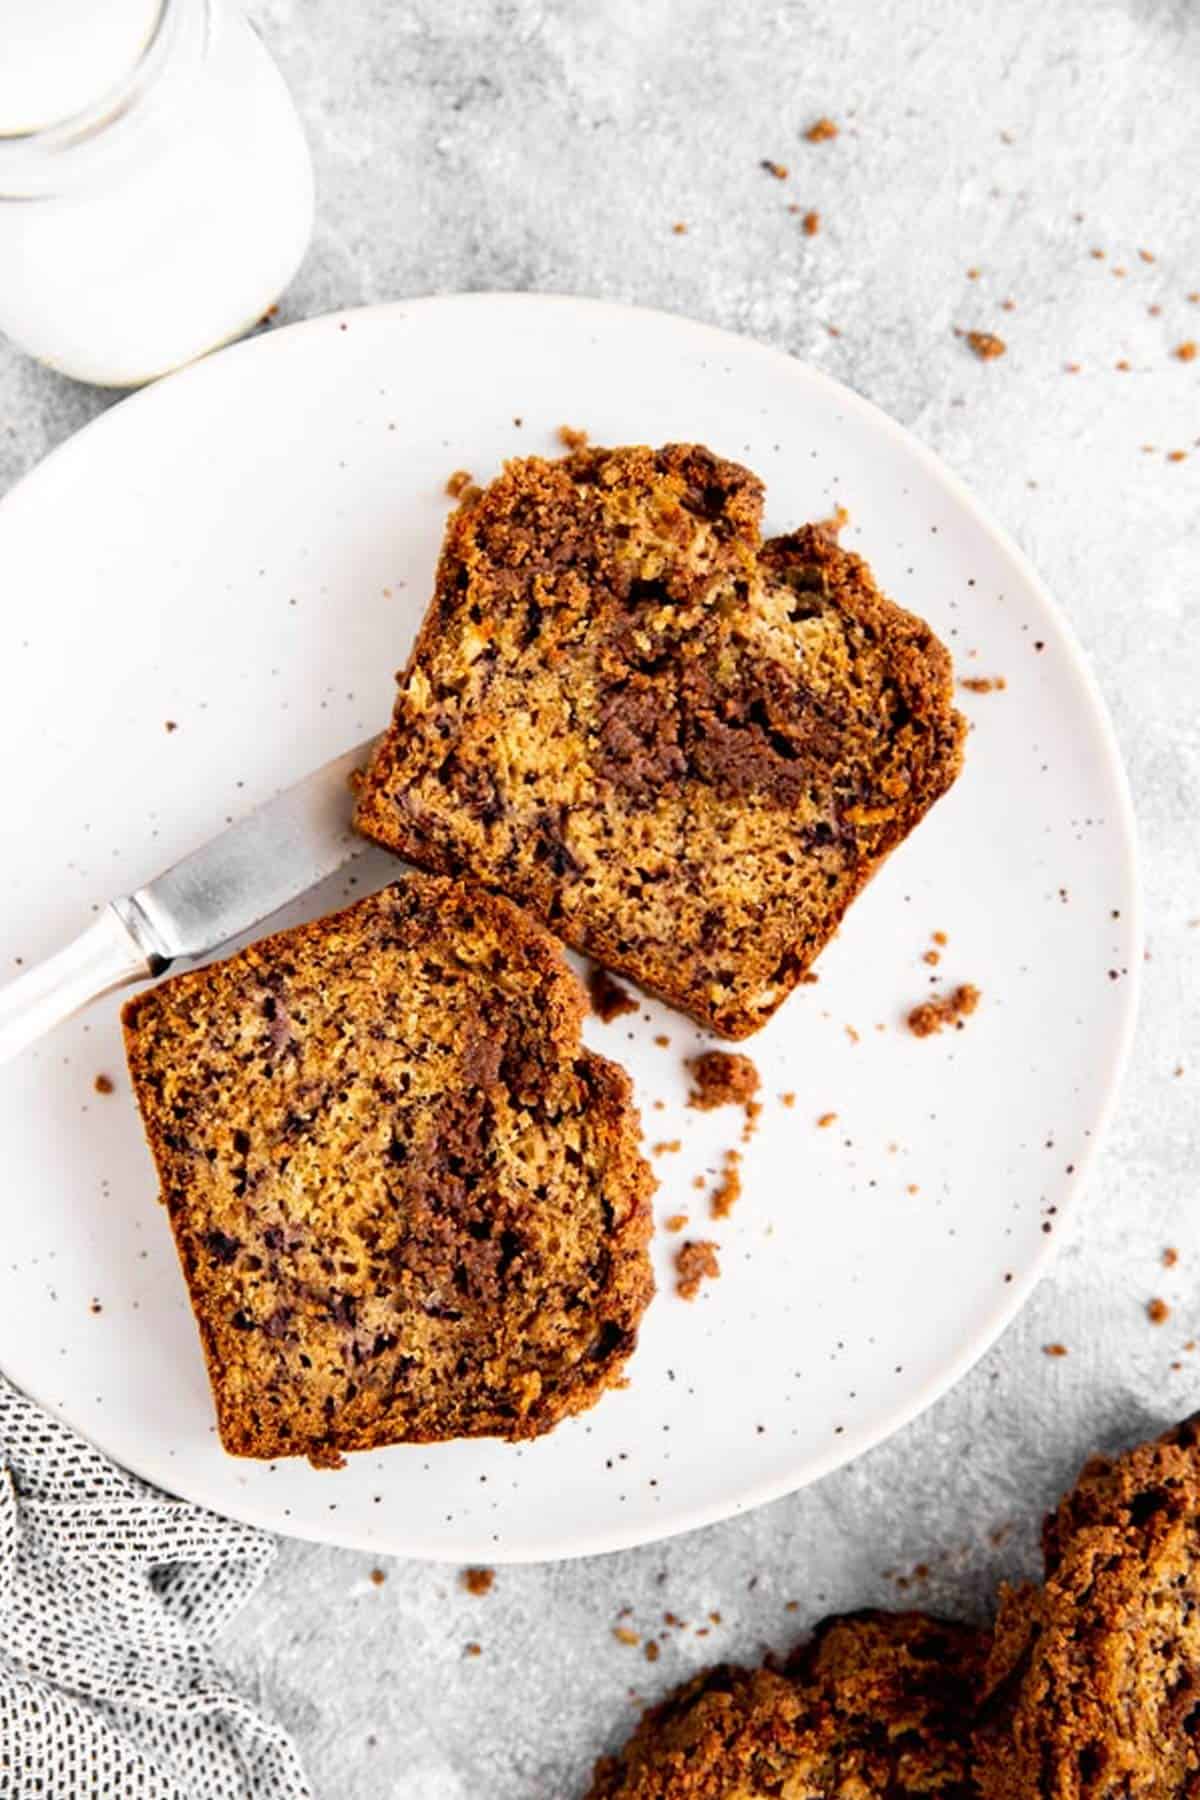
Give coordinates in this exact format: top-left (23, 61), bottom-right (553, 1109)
top-left (0, 739), bottom-right (377, 1066)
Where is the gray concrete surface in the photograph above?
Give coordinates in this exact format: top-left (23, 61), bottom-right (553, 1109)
top-left (3, 1), bottom-right (1199, 1794)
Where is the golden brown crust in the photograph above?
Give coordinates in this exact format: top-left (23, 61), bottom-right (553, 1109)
top-left (122, 875), bottom-right (654, 1467)
top-left (974, 1418), bottom-right (1200, 1800)
top-left (587, 1610), bottom-right (986, 1799)
top-left (353, 444), bottom-right (965, 1039)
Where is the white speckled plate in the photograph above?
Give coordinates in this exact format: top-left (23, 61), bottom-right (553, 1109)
top-left (0, 295), bottom-right (1139, 1561)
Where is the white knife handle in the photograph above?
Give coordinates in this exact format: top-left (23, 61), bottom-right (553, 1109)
top-left (0, 906), bottom-right (155, 1067)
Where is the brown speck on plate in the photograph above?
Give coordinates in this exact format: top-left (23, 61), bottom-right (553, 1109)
top-left (1148, 1297), bottom-right (1171, 1325)
top-left (369, 1567), bottom-right (387, 1586)
top-left (462, 1566), bottom-right (494, 1595)
top-left (802, 209), bottom-right (820, 236)
top-left (804, 116), bottom-right (838, 143)
top-left (664, 1213), bottom-right (689, 1233)
top-left (817, 1111), bottom-right (838, 1128)
top-left (760, 159), bottom-right (789, 179)
top-left (164, 720), bottom-right (178, 733)
top-left (1164, 1247), bottom-right (1180, 1268)
top-left (960, 676), bottom-right (1007, 694)
top-left (1043, 1343), bottom-right (1068, 1357)
top-left (613, 1625), bottom-right (640, 1646)
top-left (93, 1073), bottom-right (115, 1095)
top-left (671, 221), bottom-right (688, 235)
top-left (557, 424), bottom-right (588, 450)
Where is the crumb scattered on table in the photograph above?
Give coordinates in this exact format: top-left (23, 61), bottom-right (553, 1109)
top-left (1043, 1343), bottom-right (1068, 1358)
top-left (966, 331), bottom-right (1007, 361)
top-left (93, 1074), bottom-right (115, 1095)
top-left (164, 720), bottom-right (178, 733)
top-left (802, 209), bottom-right (821, 236)
top-left (1174, 341), bottom-right (1197, 362)
top-left (1164, 1247), bottom-right (1179, 1268)
top-left (613, 1625), bottom-right (640, 1646)
top-left (644, 1641), bottom-right (660, 1662)
top-left (676, 1239), bottom-right (720, 1299)
top-left (959, 676), bottom-right (1007, 693)
top-left (558, 424), bottom-right (588, 450)
top-left (760, 158), bottom-right (789, 179)
top-left (462, 1567), bottom-right (494, 1595)
top-left (687, 1050), bottom-right (760, 1110)
top-left (653, 1034), bottom-right (670, 1048)
top-left (465, 1642), bottom-right (482, 1657)
top-left (805, 117), bottom-right (839, 143)
top-left (907, 985), bottom-right (981, 1037)
top-left (652, 1139), bottom-right (682, 1156)
top-left (664, 1212), bottom-right (689, 1233)
top-left (445, 469), bottom-right (475, 498)
top-left (588, 966), bottom-right (638, 1022)
top-left (672, 221), bottom-right (688, 235)
top-left (780, 1091), bottom-right (796, 1108)
top-left (710, 1150), bottom-right (742, 1220)
top-left (817, 1110), bottom-right (838, 1129)
top-left (370, 1568), bottom-right (387, 1585)
top-left (1148, 1297), bottom-right (1171, 1325)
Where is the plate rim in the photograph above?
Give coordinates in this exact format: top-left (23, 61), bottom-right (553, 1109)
top-left (0, 292), bottom-right (1143, 1561)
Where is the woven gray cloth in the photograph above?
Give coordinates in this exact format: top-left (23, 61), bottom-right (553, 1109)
top-left (0, 1376), bottom-right (311, 1799)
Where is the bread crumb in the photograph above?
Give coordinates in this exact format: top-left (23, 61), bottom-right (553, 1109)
top-left (465, 1642), bottom-right (482, 1657)
top-left (1043, 1343), bottom-right (1068, 1358)
top-left (93, 1074), bottom-right (115, 1095)
top-left (907, 985), bottom-right (981, 1037)
top-left (816, 503), bottom-right (850, 538)
top-left (676, 1239), bottom-right (720, 1299)
top-left (687, 1051), bottom-right (760, 1110)
top-left (164, 719), bottom-right (178, 733)
top-left (805, 117), bottom-right (838, 143)
top-left (672, 221), bottom-right (688, 235)
top-left (802, 209), bottom-right (820, 236)
top-left (369, 1567), bottom-right (387, 1585)
top-left (588, 966), bottom-right (638, 1022)
top-left (844, 1024), bottom-right (860, 1045)
top-left (613, 1625), bottom-right (640, 1646)
top-left (644, 1640), bottom-right (660, 1662)
top-left (710, 1150), bottom-right (742, 1220)
top-left (1167, 450), bottom-right (1188, 463)
top-left (966, 331), bottom-right (1007, 361)
top-left (89, 1299), bottom-right (102, 1315)
top-left (906, 1183), bottom-right (919, 1195)
top-left (1139, 248), bottom-right (1156, 263)
top-left (817, 1111), bottom-right (838, 1128)
top-left (959, 676), bottom-right (1007, 693)
top-left (558, 424), bottom-right (589, 450)
top-left (780, 1091), bottom-right (796, 1108)
top-left (664, 1213), bottom-right (689, 1233)
top-left (923, 949), bottom-right (941, 967)
top-left (760, 159), bottom-right (789, 179)
top-left (1163, 1247), bottom-right (1179, 1268)
top-left (652, 1140), bottom-right (682, 1156)
top-left (445, 469), bottom-right (475, 499)
top-left (462, 1567), bottom-right (494, 1595)
top-left (653, 1034), bottom-right (670, 1048)
top-left (932, 931), bottom-right (947, 946)
top-left (1174, 341), bottom-right (1197, 362)
top-left (1148, 1297), bottom-right (1171, 1325)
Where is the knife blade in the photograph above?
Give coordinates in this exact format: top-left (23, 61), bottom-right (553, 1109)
top-left (0, 737), bottom-right (378, 1066)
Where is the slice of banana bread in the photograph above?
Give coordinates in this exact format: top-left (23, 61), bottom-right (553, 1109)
top-left (974, 1416), bottom-right (1200, 1800)
top-left (122, 875), bottom-right (654, 1468)
top-left (353, 444), bottom-right (964, 1038)
top-left (587, 1611), bottom-right (987, 1798)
